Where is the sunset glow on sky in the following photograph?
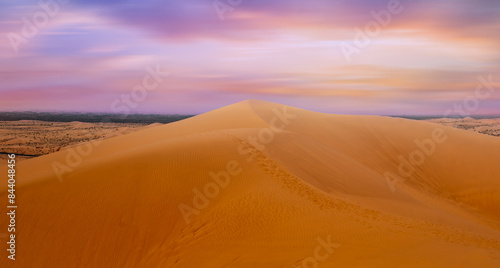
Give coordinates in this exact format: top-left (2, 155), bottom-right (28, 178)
top-left (1, 0), bottom-right (499, 115)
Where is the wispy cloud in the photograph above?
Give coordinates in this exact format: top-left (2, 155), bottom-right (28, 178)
top-left (1, 0), bottom-right (499, 114)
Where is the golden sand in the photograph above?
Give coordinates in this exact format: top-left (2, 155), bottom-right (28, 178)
top-left (1, 100), bottom-right (499, 267)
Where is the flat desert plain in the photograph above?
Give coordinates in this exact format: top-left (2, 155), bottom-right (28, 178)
top-left (427, 118), bottom-right (500, 137)
top-left (0, 121), bottom-right (150, 162)
top-left (1, 100), bottom-right (500, 267)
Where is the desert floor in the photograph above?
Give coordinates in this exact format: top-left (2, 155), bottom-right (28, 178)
top-left (426, 118), bottom-right (500, 137)
top-left (0, 100), bottom-right (499, 267)
top-left (0, 121), bottom-right (150, 162)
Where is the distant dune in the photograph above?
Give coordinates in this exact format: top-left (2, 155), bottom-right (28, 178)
top-left (1, 100), bottom-right (500, 267)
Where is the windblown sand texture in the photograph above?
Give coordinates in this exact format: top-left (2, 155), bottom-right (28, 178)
top-left (1, 100), bottom-right (500, 267)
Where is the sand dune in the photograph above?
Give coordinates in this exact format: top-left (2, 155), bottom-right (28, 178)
top-left (1, 99), bottom-right (500, 267)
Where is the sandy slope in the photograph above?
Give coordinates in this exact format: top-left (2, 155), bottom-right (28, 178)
top-left (1, 99), bottom-right (500, 267)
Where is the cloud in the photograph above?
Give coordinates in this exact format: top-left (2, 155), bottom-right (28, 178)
top-left (51, 0), bottom-right (499, 43)
top-left (1, 0), bottom-right (499, 114)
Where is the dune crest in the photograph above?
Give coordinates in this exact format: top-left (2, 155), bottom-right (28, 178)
top-left (1, 100), bottom-right (500, 267)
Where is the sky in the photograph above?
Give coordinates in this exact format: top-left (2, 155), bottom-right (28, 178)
top-left (0, 0), bottom-right (499, 115)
